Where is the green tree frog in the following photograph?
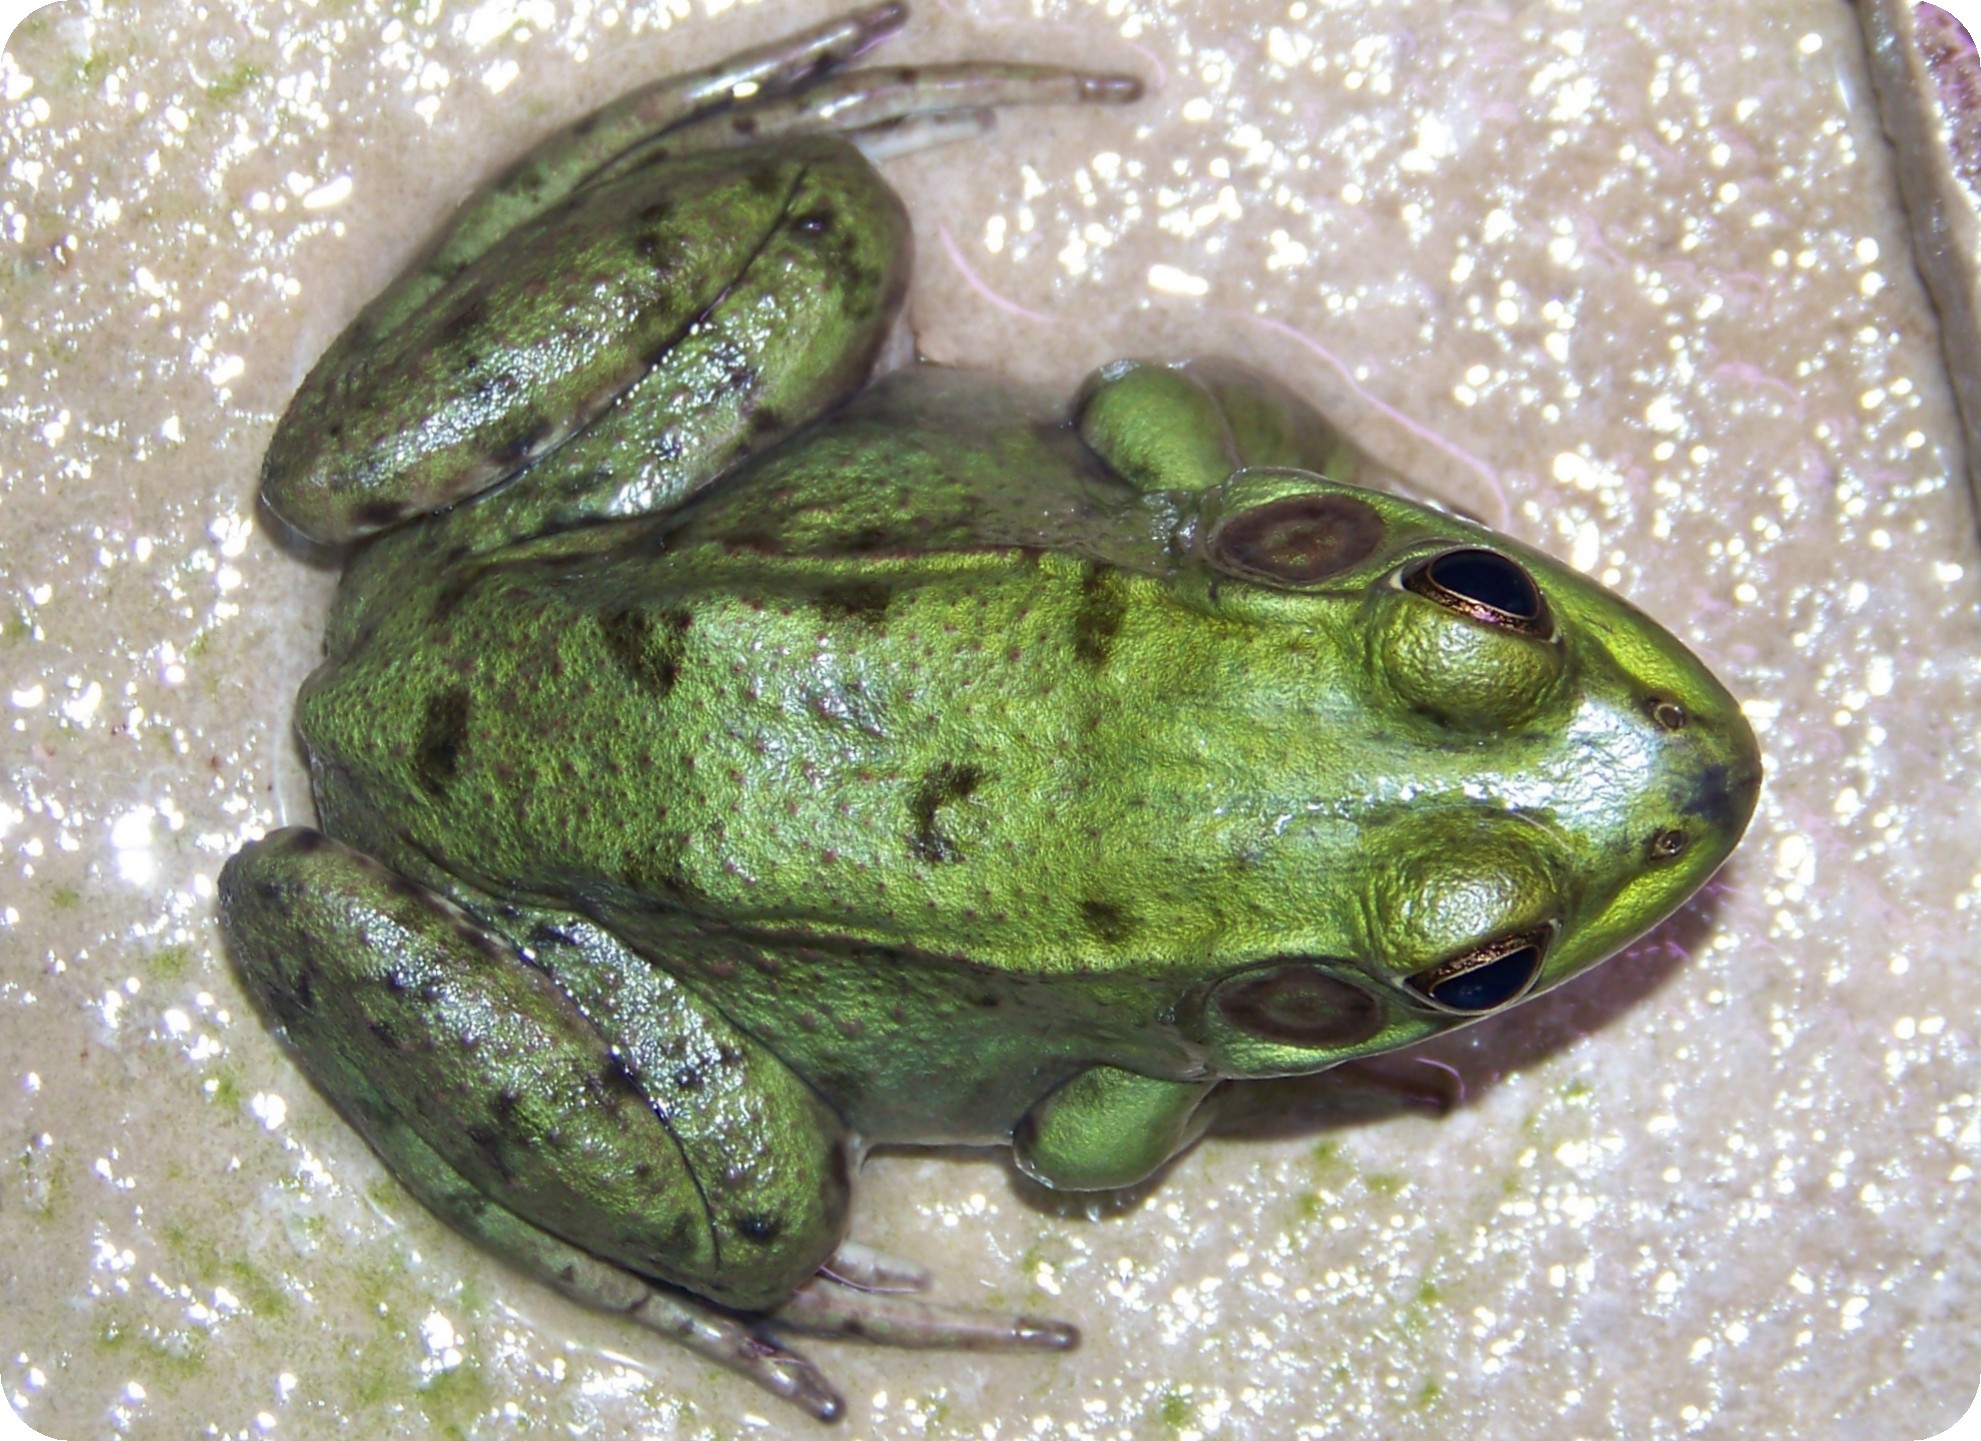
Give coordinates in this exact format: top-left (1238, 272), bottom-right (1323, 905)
top-left (220, 2), bottom-right (1761, 1418)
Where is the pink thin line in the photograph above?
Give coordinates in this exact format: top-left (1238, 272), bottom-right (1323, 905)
top-left (1118, 38), bottom-right (1167, 91)
top-left (936, 223), bottom-right (1057, 325)
top-left (1711, 361), bottom-right (1806, 415)
top-left (1232, 310), bottom-right (1512, 528)
top-left (1414, 1056), bottom-right (1468, 1106)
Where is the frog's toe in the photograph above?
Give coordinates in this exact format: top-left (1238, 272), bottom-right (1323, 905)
top-left (618, 1287), bottom-right (845, 1422)
top-left (651, 60), bottom-right (1142, 164)
top-left (772, 1272), bottom-right (1080, 1352)
top-left (818, 1239), bottom-right (931, 1294)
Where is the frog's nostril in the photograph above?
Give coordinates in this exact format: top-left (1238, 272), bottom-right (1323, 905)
top-left (1645, 697), bottom-right (1689, 731)
top-left (1648, 828), bottom-right (1689, 861)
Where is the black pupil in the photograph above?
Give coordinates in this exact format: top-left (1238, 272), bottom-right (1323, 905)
top-left (1428, 550), bottom-right (1540, 619)
top-left (1425, 945), bottom-right (1541, 1012)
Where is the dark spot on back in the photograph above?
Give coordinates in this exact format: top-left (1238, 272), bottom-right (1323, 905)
top-left (793, 206), bottom-right (833, 235)
top-left (1080, 898), bottom-right (1137, 944)
top-left (634, 228), bottom-right (677, 271)
top-left (720, 523), bottom-right (781, 554)
top-left (659, 1212), bottom-right (697, 1252)
top-left (814, 579), bottom-right (893, 626)
top-left (909, 762), bottom-right (982, 864)
top-left (491, 156), bottom-right (540, 194)
top-left (288, 830), bottom-right (327, 854)
top-left (602, 1052), bottom-right (646, 1099)
top-left (415, 687), bottom-right (472, 796)
top-left (439, 293), bottom-right (488, 347)
top-left (507, 422), bottom-right (553, 465)
top-left (466, 1122), bottom-right (518, 1183)
top-left (354, 499), bottom-right (410, 530)
top-left (732, 115), bottom-right (758, 136)
top-left (622, 846), bottom-right (702, 906)
top-left (597, 608), bottom-right (687, 697)
top-left (836, 524), bottom-right (896, 555)
top-left (733, 1213), bottom-right (781, 1244)
top-left (1072, 561), bottom-right (1126, 668)
top-left (527, 920), bottom-right (577, 952)
top-left (428, 566), bottom-right (483, 624)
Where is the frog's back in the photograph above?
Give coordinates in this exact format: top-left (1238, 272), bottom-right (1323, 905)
top-left (297, 371), bottom-right (1254, 972)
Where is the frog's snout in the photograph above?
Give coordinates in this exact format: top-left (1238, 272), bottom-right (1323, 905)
top-left (1672, 693), bottom-right (1763, 856)
top-left (1685, 756), bottom-right (1761, 837)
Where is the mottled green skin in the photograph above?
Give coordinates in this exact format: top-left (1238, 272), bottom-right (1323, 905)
top-left (220, 5), bottom-right (1759, 1391)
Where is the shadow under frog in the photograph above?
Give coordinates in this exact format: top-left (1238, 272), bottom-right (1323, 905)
top-left (220, 3), bottom-right (1762, 1421)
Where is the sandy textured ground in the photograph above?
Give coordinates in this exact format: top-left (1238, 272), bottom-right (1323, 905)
top-left (2, 1), bottom-right (1977, 1438)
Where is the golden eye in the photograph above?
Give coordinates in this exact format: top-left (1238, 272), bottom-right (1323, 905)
top-left (1401, 548), bottom-right (1552, 639)
top-left (1405, 931), bottom-right (1548, 1014)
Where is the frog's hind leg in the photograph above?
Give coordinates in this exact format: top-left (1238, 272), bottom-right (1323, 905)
top-left (312, 3), bottom-right (915, 362)
top-left (772, 1269), bottom-right (1080, 1352)
top-left (596, 61), bottom-right (1140, 172)
top-left (217, 830), bottom-right (862, 1417)
top-left (265, 6), bottom-right (1141, 549)
top-left (328, 1078), bottom-right (852, 1419)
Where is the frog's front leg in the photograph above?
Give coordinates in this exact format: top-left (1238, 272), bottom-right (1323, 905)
top-left (1013, 1065), bottom-right (1220, 1192)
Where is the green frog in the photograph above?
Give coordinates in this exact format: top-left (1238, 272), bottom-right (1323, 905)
top-left (220, 3), bottom-right (1761, 1420)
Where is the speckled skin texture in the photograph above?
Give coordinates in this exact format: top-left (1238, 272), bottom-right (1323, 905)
top-left (2, 2), bottom-right (1978, 1439)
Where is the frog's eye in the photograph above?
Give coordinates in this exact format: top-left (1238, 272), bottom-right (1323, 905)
top-left (1404, 930), bottom-right (1549, 1015)
top-left (1400, 548), bottom-right (1553, 640)
top-left (1211, 961), bottom-right (1384, 1047)
top-left (1371, 548), bottom-right (1565, 728)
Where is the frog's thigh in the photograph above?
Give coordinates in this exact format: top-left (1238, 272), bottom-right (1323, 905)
top-left (403, 136), bottom-right (914, 556)
top-left (218, 829), bottom-right (848, 1311)
top-left (266, 136), bottom-right (909, 546)
top-left (1012, 1065), bottom-right (1217, 1192)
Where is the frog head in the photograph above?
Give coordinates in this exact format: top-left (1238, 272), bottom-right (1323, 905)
top-left (1165, 468), bottom-right (1761, 1077)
